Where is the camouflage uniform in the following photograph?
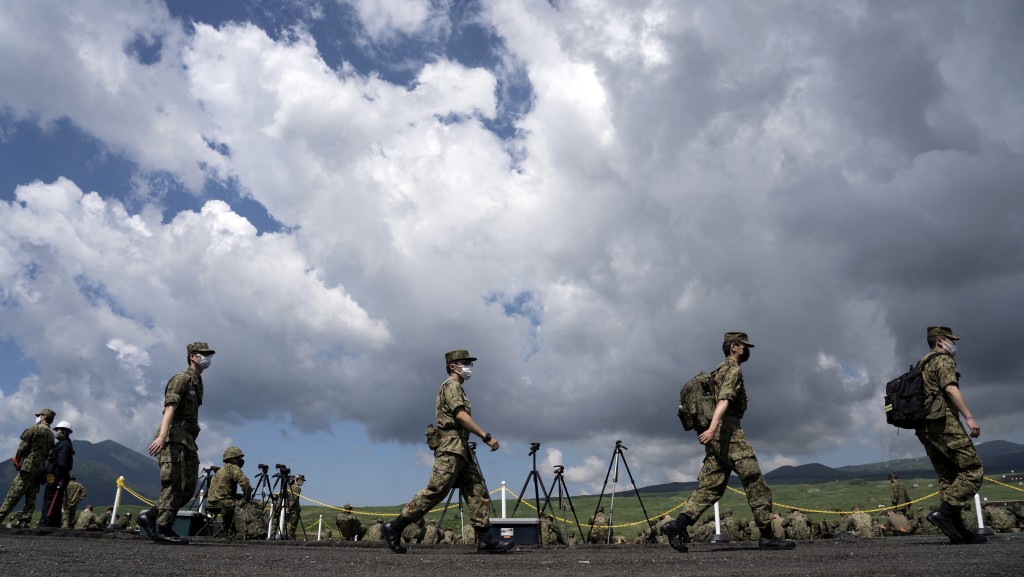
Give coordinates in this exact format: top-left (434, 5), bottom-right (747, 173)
top-left (721, 510), bottom-right (744, 540)
top-left (286, 476), bottom-right (304, 538)
top-left (541, 514), bottom-right (564, 545)
top-left (983, 505), bottom-right (1017, 533)
top-left (397, 376), bottom-right (492, 529)
top-left (915, 345), bottom-right (983, 508)
top-left (207, 458), bottom-right (251, 537)
top-left (588, 508), bottom-right (610, 543)
top-left (402, 516), bottom-right (426, 543)
top-left (114, 512), bottom-right (133, 532)
top-left (422, 520), bottom-right (442, 544)
top-left (154, 366), bottom-right (204, 528)
top-left (74, 506), bottom-right (98, 530)
top-left (0, 409), bottom-right (56, 526)
top-left (61, 478), bottom-right (87, 529)
top-left (678, 358), bottom-right (775, 528)
top-left (848, 510), bottom-right (872, 538)
top-left (890, 477), bottom-right (911, 514)
top-left (363, 519), bottom-right (384, 541)
top-left (691, 517), bottom-right (715, 542)
top-left (786, 510), bottom-right (812, 540)
top-left (335, 505), bottom-right (363, 540)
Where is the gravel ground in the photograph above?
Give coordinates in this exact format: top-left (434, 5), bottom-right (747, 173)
top-left (1, 527), bottom-right (1021, 577)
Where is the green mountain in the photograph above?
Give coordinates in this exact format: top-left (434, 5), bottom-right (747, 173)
top-left (0, 439), bottom-right (160, 508)
top-left (637, 440), bottom-right (1024, 494)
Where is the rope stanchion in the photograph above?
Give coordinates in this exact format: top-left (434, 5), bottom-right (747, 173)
top-left (118, 477), bottom-right (156, 507)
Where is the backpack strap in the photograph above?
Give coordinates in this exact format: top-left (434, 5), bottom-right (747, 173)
top-left (915, 350), bottom-right (949, 370)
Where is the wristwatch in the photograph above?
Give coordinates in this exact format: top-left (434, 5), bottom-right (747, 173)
top-left (482, 433), bottom-right (492, 443)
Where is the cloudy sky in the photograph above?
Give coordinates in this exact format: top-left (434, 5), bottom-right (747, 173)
top-left (1, 0), bottom-right (1022, 508)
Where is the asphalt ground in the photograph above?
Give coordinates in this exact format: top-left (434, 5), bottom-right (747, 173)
top-left (0, 528), bottom-right (1021, 577)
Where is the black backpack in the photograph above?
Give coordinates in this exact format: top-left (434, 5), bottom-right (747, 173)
top-left (884, 351), bottom-right (948, 429)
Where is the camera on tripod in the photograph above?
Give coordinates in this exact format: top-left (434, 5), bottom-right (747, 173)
top-left (530, 442), bottom-right (541, 455)
top-left (258, 463), bottom-right (269, 472)
top-left (202, 465), bottom-right (220, 474)
top-left (273, 463), bottom-right (290, 478)
top-left (554, 465), bottom-right (564, 475)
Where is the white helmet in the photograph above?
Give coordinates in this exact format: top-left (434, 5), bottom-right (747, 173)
top-left (54, 421), bottom-right (73, 433)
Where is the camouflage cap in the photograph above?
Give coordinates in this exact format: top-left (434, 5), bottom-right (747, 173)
top-left (444, 349), bottom-right (477, 365)
top-left (35, 408), bottom-right (56, 420)
top-left (186, 341), bottom-right (216, 355)
top-left (296, 474), bottom-right (306, 481)
top-left (723, 332), bottom-right (755, 347)
top-left (927, 326), bottom-right (960, 341)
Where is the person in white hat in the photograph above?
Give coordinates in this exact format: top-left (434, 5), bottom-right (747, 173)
top-left (39, 420), bottom-right (75, 527)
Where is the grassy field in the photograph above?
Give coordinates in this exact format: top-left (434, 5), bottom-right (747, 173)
top-left (10, 472), bottom-right (1022, 539)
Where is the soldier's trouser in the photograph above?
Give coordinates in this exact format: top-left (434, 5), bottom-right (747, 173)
top-left (400, 452), bottom-right (491, 529)
top-left (156, 442), bottom-right (199, 527)
top-left (679, 425), bottom-right (774, 527)
top-left (916, 427), bottom-right (983, 508)
top-left (61, 505), bottom-right (78, 529)
top-left (0, 470), bottom-right (41, 524)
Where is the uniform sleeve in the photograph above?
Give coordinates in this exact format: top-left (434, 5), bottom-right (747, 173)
top-left (716, 364), bottom-right (742, 402)
top-left (164, 373), bottom-right (188, 406)
top-left (931, 355), bottom-right (959, 389)
top-left (439, 380), bottom-right (469, 417)
top-left (239, 472), bottom-right (252, 500)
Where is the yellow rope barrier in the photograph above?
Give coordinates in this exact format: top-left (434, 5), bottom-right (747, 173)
top-left (984, 475), bottom-right (1024, 494)
top-left (724, 485), bottom-right (941, 515)
top-left (118, 473), bottom-right (1024, 529)
top-left (118, 478), bottom-right (156, 507)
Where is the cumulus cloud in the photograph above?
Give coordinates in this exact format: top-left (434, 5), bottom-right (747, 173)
top-left (1, 0), bottom-right (1022, 495)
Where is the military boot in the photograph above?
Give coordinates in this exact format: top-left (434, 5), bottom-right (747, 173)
top-left (927, 502), bottom-right (965, 544)
top-left (950, 510), bottom-right (987, 545)
top-left (381, 516), bottom-right (409, 553)
top-left (476, 529), bottom-right (515, 554)
top-left (758, 525), bottom-right (797, 550)
top-left (661, 514), bottom-right (691, 553)
top-left (136, 508), bottom-right (160, 543)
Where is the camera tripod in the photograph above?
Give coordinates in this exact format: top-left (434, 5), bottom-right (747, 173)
top-left (251, 464), bottom-right (273, 508)
top-left (511, 443), bottom-right (546, 518)
top-left (191, 465), bottom-right (220, 536)
top-left (587, 440), bottom-right (655, 543)
top-left (189, 465), bottom-right (220, 511)
top-left (539, 465), bottom-right (583, 540)
top-left (266, 464), bottom-right (304, 540)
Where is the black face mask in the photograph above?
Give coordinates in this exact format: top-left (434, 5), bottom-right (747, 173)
top-left (237, 459), bottom-right (245, 468)
top-left (738, 348), bottom-right (751, 363)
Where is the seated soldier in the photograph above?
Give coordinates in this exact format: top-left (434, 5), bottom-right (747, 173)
top-left (335, 504), bottom-right (363, 541)
top-left (74, 505), bottom-right (99, 530)
top-left (206, 446), bottom-right (252, 538)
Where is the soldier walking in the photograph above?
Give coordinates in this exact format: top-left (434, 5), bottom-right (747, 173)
top-left (136, 342), bottom-right (215, 545)
top-left (381, 349), bottom-right (514, 554)
top-left (662, 332), bottom-right (795, 552)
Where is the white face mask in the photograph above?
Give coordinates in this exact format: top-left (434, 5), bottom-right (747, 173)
top-left (939, 339), bottom-right (958, 357)
top-left (456, 365), bottom-right (473, 380)
top-left (194, 354), bottom-right (213, 369)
